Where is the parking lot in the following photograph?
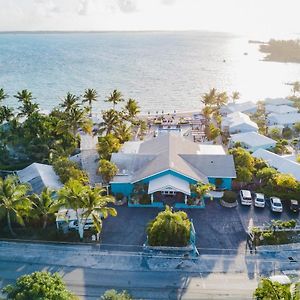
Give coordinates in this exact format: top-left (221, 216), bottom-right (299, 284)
top-left (237, 194), bottom-right (300, 232)
top-left (101, 196), bottom-right (299, 253)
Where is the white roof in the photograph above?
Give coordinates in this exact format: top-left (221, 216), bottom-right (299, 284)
top-left (148, 174), bottom-right (191, 195)
top-left (265, 104), bottom-right (298, 114)
top-left (17, 163), bottom-right (62, 193)
top-left (223, 111), bottom-right (258, 130)
top-left (252, 149), bottom-right (300, 181)
top-left (197, 144), bottom-right (226, 155)
top-left (222, 101), bottom-right (257, 114)
top-left (268, 113), bottom-right (300, 125)
top-left (230, 132), bottom-right (276, 147)
top-left (265, 98), bottom-right (294, 106)
top-left (120, 141), bottom-right (143, 154)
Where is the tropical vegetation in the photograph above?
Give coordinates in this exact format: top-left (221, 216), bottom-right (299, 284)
top-left (2, 271), bottom-right (78, 300)
top-left (147, 206), bottom-right (191, 247)
top-left (101, 289), bottom-right (133, 300)
top-left (254, 278), bottom-right (300, 300)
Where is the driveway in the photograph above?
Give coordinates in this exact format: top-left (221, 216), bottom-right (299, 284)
top-left (101, 200), bottom-right (247, 253)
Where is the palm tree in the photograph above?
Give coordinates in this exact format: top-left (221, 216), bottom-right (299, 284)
top-left (215, 91), bottom-right (229, 109)
top-left (30, 188), bottom-right (61, 229)
top-left (0, 175), bottom-right (31, 236)
top-left (81, 186), bottom-right (117, 233)
top-left (231, 91), bottom-right (240, 104)
top-left (201, 88), bottom-right (217, 107)
top-left (58, 179), bottom-right (87, 226)
top-left (99, 109), bottom-right (120, 135)
top-left (59, 92), bottom-right (80, 112)
top-left (0, 106), bottom-right (14, 124)
top-left (123, 98), bottom-right (140, 121)
top-left (114, 122), bottom-right (132, 143)
top-left (0, 88), bottom-right (8, 103)
top-left (194, 183), bottom-right (215, 200)
top-left (105, 90), bottom-right (124, 109)
top-left (57, 107), bottom-right (92, 138)
top-left (14, 89), bottom-right (33, 103)
top-left (14, 90), bottom-right (39, 117)
top-left (83, 88), bottom-right (98, 117)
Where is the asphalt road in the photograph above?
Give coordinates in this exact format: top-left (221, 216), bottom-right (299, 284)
top-left (0, 261), bottom-right (258, 300)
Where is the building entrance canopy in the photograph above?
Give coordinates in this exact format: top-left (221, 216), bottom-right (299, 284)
top-left (148, 174), bottom-right (191, 195)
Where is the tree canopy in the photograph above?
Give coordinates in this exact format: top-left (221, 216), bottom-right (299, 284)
top-left (2, 271), bottom-right (78, 300)
top-left (147, 206), bottom-right (191, 247)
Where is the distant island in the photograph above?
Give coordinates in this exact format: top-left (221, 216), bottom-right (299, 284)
top-left (258, 39), bottom-right (300, 63)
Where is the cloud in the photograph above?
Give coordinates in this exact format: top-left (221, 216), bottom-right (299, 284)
top-left (116, 0), bottom-right (137, 13)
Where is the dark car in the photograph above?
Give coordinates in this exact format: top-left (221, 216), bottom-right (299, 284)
top-left (290, 200), bottom-right (299, 213)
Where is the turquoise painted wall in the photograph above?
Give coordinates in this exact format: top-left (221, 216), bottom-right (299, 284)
top-left (141, 169), bottom-right (198, 185)
top-left (111, 182), bottom-right (133, 196)
top-left (208, 177), bottom-right (232, 190)
top-left (111, 170), bottom-right (198, 196)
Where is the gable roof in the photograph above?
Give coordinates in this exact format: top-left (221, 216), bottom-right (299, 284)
top-left (222, 101), bottom-right (257, 114)
top-left (230, 132), bottom-right (276, 148)
top-left (223, 111), bottom-right (258, 130)
top-left (252, 149), bottom-right (300, 181)
top-left (265, 104), bottom-right (298, 114)
top-left (17, 163), bottom-right (62, 193)
top-left (268, 113), bottom-right (300, 125)
top-left (264, 98), bottom-right (294, 106)
top-left (111, 133), bottom-right (236, 184)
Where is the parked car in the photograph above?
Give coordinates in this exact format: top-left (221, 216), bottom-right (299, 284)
top-left (270, 197), bottom-right (283, 212)
top-left (289, 200), bottom-right (299, 213)
top-left (68, 219), bottom-right (94, 230)
top-left (239, 190), bottom-right (252, 206)
top-left (254, 193), bottom-right (265, 208)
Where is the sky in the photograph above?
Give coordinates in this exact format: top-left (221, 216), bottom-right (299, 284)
top-left (0, 0), bottom-right (299, 36)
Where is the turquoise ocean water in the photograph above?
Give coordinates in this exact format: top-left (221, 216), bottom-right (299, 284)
top-left (0, 31), bottom-right (300, 113)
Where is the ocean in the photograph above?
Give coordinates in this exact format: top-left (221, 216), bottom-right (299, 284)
top-left (0, 31), bottom-right (299, 113)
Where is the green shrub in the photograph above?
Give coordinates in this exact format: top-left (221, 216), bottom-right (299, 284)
top-left (53, 157), bottom-right (88, 184)
top-left (222, 191), bottom-right (237, 203)
top-left (101, 289), bottom-right (132, 300)
top-left (2, 271), bottom-right (78, 300)
top-left (147, 206), bottom-right (191, 247)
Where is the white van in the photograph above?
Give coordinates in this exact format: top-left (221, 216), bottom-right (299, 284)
top-left (239, 190), bottom-right (252, 206)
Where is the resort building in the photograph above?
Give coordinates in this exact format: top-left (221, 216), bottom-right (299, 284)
top-left (220, 101), bottom-right (257, 115)
top-left (110, 133), bottom-right (236, 208)
top-left (264, 98), bottom-right (294, 106)
top-left (267, 113), bottom-right (300, 128)
top-left (222, 111), bottom-right (258, 134)
top-left (265, 104), bottom-right (298, 115)
top-left (252, 149), bottom-right (300, 181)
top-left (230, 132), bottom-right (276, 152)
top-left (17, 163), bottom-right (62, 194)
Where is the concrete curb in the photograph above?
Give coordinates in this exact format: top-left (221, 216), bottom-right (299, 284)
top-left (220, 199), bottom-right (238, 208)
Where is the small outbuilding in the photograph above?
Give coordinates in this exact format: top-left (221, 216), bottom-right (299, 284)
top-left (230, 131), bottom-right (276, 152)
top-left (265, 104), bottom-right (298, 115)
top-left (264, 98), bottom-right (294, 106)
top-left (252, 149), bottom-right (300, 181)
top-left (17, 162), bottom-right (62, 194)
top-left (267, 113), bottom-right (300, 128)
top-left (222, 111), bottom-right (258, 134)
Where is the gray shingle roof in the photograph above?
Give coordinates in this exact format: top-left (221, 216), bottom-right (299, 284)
top-left (111, 133), bottom-right (236, 183)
